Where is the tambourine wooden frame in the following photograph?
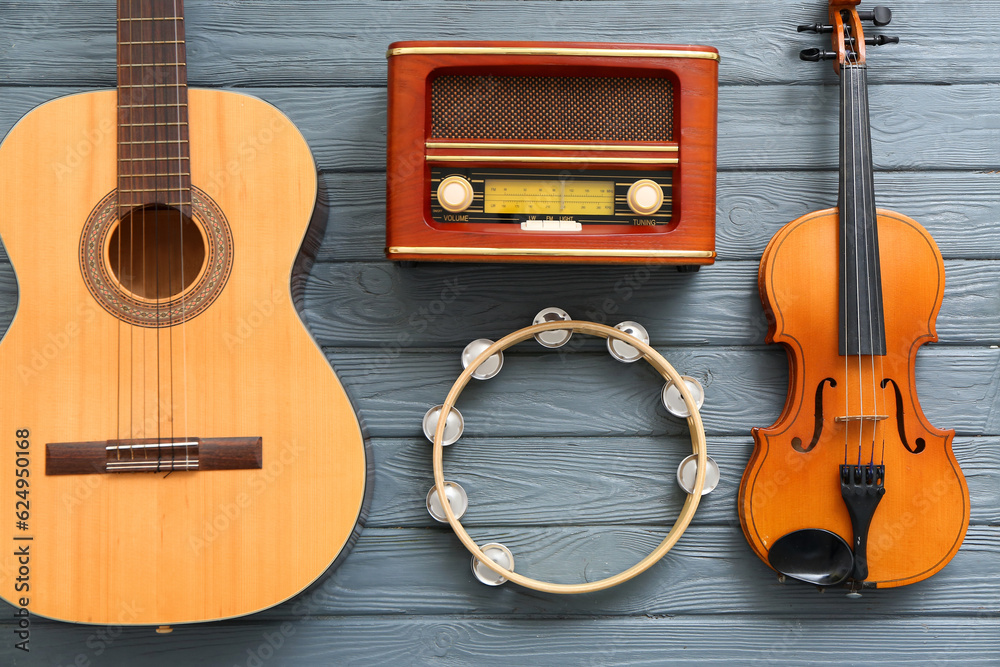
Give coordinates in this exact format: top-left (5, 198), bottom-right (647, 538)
top-left (432, 319), bottom-right (707, 594)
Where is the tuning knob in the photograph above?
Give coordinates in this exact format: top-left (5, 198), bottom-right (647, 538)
top-left (797, 23), bottom-right (833, 33)
top-left (626, 179), bottom-right (664, 215)
top-left (800, 48), bottom-right (838, 62)
top-left (858, 6), bottom-right (892, 26)
top-left (436, 175), bottom-right (474, 213)
top-left (866, 35), bottom-right (900, 46)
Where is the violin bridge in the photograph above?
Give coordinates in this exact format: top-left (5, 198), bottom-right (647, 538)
top-left (835, 414), bottom-right (888, 422)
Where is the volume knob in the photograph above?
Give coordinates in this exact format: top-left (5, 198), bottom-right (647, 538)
top-left (437, 175), bottom-right (474, 213)
top-left (626, 179), bottom-right (664, 215)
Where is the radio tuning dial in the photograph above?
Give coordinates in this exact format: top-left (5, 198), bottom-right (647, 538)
top-left (437, 175), bottom-right (475, 213)
top-left (627, 179), bottom-right (664, 216)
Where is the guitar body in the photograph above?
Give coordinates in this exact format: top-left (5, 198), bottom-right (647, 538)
top-left (0, 89), bottom-right (369, 624)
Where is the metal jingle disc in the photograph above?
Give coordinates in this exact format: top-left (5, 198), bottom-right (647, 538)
top-left (532, 307), bottom-right (573, 348)
top-left (422, 404), bottom-right (465, 446)
top-left (661, 375), bottom-right (705, 418)
top-left (607, 321), bottom-right (650, 363)
top-left (461, 338), bottom-right (504, 380)
top-left (426, 481), bottom-right (469, 522)
top-left (676, 453), bottom-right (720, 495)
top-left (472, 543), bottom-right (515, 586)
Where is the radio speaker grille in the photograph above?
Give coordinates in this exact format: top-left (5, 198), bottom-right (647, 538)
top-left (431, 75), bottom-right (674, 142)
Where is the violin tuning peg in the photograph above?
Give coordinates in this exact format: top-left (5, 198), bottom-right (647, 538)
top-left (865, 35), bottom-right (900, 46)
top-left (797, 23), bottom-right (834, 34)
top-left (858, 6), bottom-right (892, 26)
top-left (800, 48), bottom-right (838, 62)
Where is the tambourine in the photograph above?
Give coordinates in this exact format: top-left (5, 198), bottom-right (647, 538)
top-left (427, 315), bottom-right (710, 594)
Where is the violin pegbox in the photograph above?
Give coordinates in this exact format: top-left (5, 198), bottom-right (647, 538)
top-left (798, 3), bottom-right (898, 70)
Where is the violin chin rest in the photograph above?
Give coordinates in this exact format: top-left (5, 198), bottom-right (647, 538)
top-left (767, 529), bottom-right (854, 586)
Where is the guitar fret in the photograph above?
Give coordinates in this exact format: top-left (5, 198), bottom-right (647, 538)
top-left (119, 187), bottom-right (189, 193)
top-left (119, 139), bottom-right (187, 145)
top-left (118, 17), bottom-right (184, 22)
top-left (119, 122), bottom-right (188, 127)
top-left (118, 104), bottom-right (188, 109)
top-left (119, 83), bottom-right (184, 88)
top-left (119, 171), bottom-right (191, 178)
top-left (119, 156), bottom-right (191, 161)
top-left (118, 202), bottom-right (191, 206)
top-left (119, 40), bottom-right (184, 45)
top-left (118, 63), bottom-right (187, 68)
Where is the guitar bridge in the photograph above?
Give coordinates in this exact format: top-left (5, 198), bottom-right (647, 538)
top-left (45, 437), bottom-right (262, 475)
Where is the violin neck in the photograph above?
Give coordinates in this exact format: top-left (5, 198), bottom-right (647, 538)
top-left (838, 63), bottom-right (886, 356)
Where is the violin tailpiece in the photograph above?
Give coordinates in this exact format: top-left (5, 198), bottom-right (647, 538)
top-left (839, 463), bottom-right (886, 581)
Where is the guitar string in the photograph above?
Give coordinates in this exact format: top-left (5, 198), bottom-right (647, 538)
top-left (171, 0), bottom-right (188, 472)
top-left (116, 0), bottom-right (127, 462)
top-left (153, 0), bottom-right (163, 472)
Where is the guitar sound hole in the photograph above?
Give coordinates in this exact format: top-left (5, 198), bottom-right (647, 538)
top-left (108, 206), bottom-right (206, 300)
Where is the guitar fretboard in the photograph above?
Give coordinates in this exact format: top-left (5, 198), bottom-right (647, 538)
top-left (117, 0), bottom-right (191, 216)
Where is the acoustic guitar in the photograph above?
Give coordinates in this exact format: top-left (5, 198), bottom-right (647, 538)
top-left (0, 1), bottom-right (369, 625)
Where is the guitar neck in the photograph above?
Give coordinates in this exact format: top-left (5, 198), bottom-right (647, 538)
top-left (116, 0), bottom-right (191, 216)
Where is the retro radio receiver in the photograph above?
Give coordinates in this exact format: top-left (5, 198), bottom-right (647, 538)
top-left (385, 41), bottom-right (719, 265)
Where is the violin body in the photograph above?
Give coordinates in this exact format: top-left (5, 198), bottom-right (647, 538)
top-left (740, 206), bottom-right (969, 587)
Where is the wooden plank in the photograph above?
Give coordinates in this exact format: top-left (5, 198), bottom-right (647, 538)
top-left (300, 260), bottom-right (1000, 347)
top-left (2, 85), bottom-right (999, 172)
top-left (313, 170), bottom-right (1000, 263)
top-left (2, 0), bottom-right (999, 86)
top-left (3, 616), bottom-right (998, 666)
top-left (5, 256), bottom-right (1000, 349)
top-left (326, 345), bottom-right (1000, 438)
top-left (367, 436), bottom-right (1000, 528)
top-left (250, 525), bottom-right (1000, 618)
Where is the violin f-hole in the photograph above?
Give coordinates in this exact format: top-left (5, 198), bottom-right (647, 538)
top-left (792, 377), bottom-right (837, 452)
top-left (881, 378), bottom-right (926, 454)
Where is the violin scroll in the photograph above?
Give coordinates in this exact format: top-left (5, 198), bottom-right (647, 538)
top-left (797, 2), bottom-right (898, 72)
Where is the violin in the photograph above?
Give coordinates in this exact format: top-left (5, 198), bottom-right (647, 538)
top-left (738, 1), bottom-right (969, 590)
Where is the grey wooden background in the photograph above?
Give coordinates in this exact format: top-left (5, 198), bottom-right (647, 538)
top-left (1, 1), bottom-right (999, 665)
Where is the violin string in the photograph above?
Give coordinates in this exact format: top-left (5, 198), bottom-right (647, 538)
top-left (847, 21), bottom-right (865, 469)
top-left (853, 42), bottom-right (880, 469)
top-left (864, 58), bottom-right (890, 469)
top-left (841, 20), bottom-right (850, 467)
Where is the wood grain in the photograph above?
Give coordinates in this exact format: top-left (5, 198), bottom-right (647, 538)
top-left (365, 436), bottom-right (1000, 528)
top-left (2, 1), bottom-right (1000, 86)
top-left (2, 84), bottom-right (999, 173)
top-left (0, 0), bottom-right (996, 662)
